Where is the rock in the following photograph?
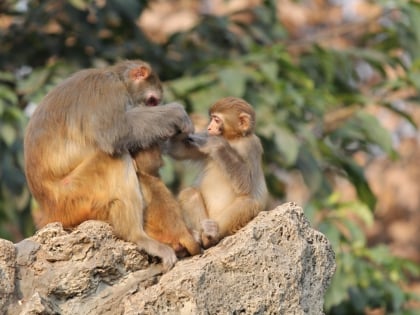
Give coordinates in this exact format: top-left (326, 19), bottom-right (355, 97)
top-left (0, 238), bottom-right (16, 313)
top-left (0, 202), bottom-right (335, 315)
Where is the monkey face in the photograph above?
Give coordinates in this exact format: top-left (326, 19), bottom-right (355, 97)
top-left (143, 74), bottom-right (163, 107)
top-left (207, 114), bottom-right (223, 136)
top-left (127, 64), bottom-right (163, 107)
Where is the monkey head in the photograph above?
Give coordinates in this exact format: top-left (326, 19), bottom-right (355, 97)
top-left (208, 97), bottom-right (256, 139)
top-left (114, 60), bottom-right (163, 108)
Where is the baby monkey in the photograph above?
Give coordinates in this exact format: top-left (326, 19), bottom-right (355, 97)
top-left (168, 97), bottom-right (268, 249)
top-left (132, 145), bottom-right (201, 257)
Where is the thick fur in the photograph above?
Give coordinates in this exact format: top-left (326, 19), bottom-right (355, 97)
top-left (168, 97), bottom-right (268, 248)
top-left (133, 146), bottom-right (201, 257)
top-left (24, 60), bottom-right (193, 270)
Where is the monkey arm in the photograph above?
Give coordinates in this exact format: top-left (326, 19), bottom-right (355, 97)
top-left (206, 137), bottom-right (255, 195)
top-left (81, 73), bottom-right (191, 155)
top-left (113, 103), bottom-right (194, 154)
top-left (164, 133), bottom-right (207, 160)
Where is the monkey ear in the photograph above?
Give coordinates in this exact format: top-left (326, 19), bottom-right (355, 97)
top-left (238, 112), bottom-right (251, 134)
top-left (129, 66), bottom-right (150, 82)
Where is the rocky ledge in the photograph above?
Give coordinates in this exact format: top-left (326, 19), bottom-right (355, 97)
top-left (0, 202), bottom-right (335, 315)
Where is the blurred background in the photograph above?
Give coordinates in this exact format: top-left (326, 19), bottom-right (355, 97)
top-left (1, 0), bottom-right (420, 313)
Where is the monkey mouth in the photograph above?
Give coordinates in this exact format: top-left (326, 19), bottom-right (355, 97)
top-left (146, 96), bottom-right (159, 106)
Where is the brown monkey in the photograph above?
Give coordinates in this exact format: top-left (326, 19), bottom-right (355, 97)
top-left (132, 145), bottom-right (201, 257)
top-left (167, 97), bottom-right (268, 248)
top-left (24, 60), bottom-right (194, 270)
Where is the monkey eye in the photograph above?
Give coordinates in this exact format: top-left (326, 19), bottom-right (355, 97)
top-left (146, 96), bottom-right (159, 107)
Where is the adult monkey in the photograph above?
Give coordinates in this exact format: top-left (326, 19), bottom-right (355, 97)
top-left (167, 97), bottom-right (269, 249)
top-left (24, 60), bottom-right (193, 270)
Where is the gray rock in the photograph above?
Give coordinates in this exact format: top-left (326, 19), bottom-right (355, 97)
top-left (0, 202), bottom-right (335, 315)
top-left (0, 238), bottom-right (17, 313)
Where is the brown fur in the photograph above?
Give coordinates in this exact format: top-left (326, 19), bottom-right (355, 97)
top-left (24, 60), bottom-right (194, 270)
top-left (168, 97), bottom-right (268, 248)
top-left (210, 97), bottom-right (256, 139)
top-left (133, 146), bottom-right (201, 257)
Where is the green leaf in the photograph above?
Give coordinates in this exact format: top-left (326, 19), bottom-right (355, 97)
top-left (5, 106), bottom-right (25, 122)
top-left (340, 158), bottom-right (376, 210)
top-left (337, 200), bottom-right (374, 227)
top-left (17, 67), bottom-right (50, 96)
top-left (341, 219), bottom-right (366, 245)
top-left (408, 71), bottom-right (420, 90)
top-left (296, 145), bottom-right (331, 197)
top-left (0, 86), bottom-right (18, 106)
top-left (0, 71), bottom-right (14, 82)
top-left (218, 68), bottom-right (246, 96)
top-left (1, 124), bottom-right (16, 146)
top-left (189, 88), bottom-right (228, 114)
top-left (168, 74), bottom-right (216, 96)
top-left (273, 127), bottom-right (299, 166)
top-left (386, 282), bottom-right (406, 311)
top-left (258, 61), bottom-right (278, 83)
top-left (356, 111), bottom-right (393, 154)
top-left (68, 0), bottom-right (88, 10)
top-left (364, 245), bottom-right (391, 265)
top-left (317, 219), bottom-right (341, 250)
top-left (381, 100), bottom-right (417, 129)
top-left (324, 251), bottom-right (359, 309)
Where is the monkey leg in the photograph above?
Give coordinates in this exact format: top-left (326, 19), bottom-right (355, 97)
top-left (140, 174), bottom-right (201, 257)
top-left (105, 156), bottom-right (177, 270)
top-left (107, 198), bottom-right (177, 270)
top-left (203, 197), bottom-right (261, 249)
top-left (178, 187), bottom-right (209, 243)
top-left (47, 152), bottom-right (177, 270)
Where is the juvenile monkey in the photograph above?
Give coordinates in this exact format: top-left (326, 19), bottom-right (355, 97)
top-left (24, 60), bottom-right (194, 270)
top-left (167, 97), bottom-right (268, 248)
top-left (132, 146), bottom-right (201, 257)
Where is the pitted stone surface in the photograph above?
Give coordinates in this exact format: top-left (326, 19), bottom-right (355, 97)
top-left (0, 203), bottom-right (335, 315)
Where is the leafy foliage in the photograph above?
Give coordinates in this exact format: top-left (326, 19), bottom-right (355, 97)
top-left (0, 71), bottom-right (31, 239)
top-left (313, 195), bottom-right (420, 314)
top-left (0, 0), bottom-right (419, 313)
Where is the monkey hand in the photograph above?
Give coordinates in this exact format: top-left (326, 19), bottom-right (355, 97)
top-left (191, 229), bottom-right (202, 245)
top-left (186, 133), bottom-right (208, 147)
top-left (193, 135), bottom-right (227, 155)
top-left (164, 102), bottom-right (194, 135)
top-left (201, 219), bottom-right (220, 249)
top-left (155, 242), bottom-right (178, 271)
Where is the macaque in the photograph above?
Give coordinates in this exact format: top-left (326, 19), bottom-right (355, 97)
top-left (132, 145), bottom-right (201, 257)
top-left (167, 97), bottom-right (268, 248)
top-left (24, 60), bottom-right (194, 270)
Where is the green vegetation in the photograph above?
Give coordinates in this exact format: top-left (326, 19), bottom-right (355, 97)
top-left (1, 0), bottom-right (419, 313)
